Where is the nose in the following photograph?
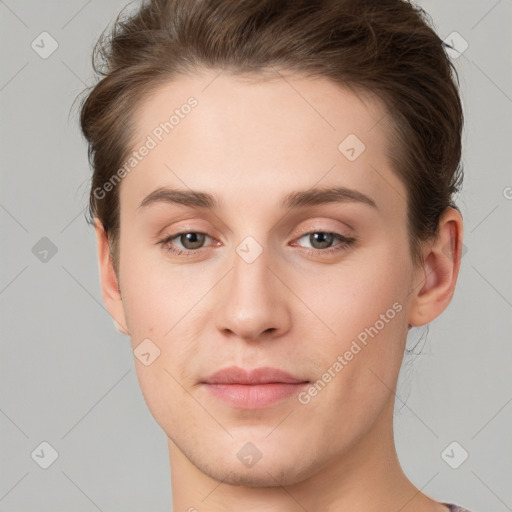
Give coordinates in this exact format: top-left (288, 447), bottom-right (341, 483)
top-left (214, 243), bottom-right (291, 342)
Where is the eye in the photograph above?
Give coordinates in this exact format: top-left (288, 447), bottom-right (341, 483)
top-left (292, 231), bottom-right (356, 255)
top-left (158, 231), bottom-right (214, 256)
top-left (157, 230), bottom-right (356, 258)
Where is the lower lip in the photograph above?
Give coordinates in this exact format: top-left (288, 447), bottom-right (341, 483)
top-left (202, 382), bottom-right (309, 409)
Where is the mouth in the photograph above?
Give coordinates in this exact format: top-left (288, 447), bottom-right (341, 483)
top-left (200, 366), bottom-right (310, 409)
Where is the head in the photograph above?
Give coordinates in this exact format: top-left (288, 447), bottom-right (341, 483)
top-left (80, 0), bottom-right (464, 488)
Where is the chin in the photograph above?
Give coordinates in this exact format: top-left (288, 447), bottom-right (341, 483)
top-left (203, 462), bottom-right (310, 488)
top-left (191, 444), bottom-right (320, 488)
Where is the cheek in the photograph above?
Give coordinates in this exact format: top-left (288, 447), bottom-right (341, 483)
top-left (296, 269), bottom-right (408, 446)
top-left (294, 249), bottom-right (409, 340)
top-left (132, 360), bottom-right (185, 434)
top-left (297, 248), bottom-right (410, 396)
top-left (118, 238), bottom-right (197, 339)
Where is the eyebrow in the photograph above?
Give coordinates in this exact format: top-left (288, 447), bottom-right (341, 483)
top-left (137, 186), bottom-right (377, 211)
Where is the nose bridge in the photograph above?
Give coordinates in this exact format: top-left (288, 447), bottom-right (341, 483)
top-left (214, 234), bottom-right (289, 340)
top-left (233, 236), bottom-right (272, 298)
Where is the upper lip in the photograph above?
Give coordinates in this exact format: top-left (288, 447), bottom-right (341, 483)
top-left (202, 366), bottom-right (309, 385)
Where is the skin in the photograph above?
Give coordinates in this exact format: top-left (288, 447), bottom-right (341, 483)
top-left (94, 69), bottom-right (463, 511)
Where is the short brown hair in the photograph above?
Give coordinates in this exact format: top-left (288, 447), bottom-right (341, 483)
top-left (79, 0), bottom-right (464, 275)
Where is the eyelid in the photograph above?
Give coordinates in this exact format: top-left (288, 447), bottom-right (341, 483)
top-left (293, 223), bottom-right (354, 239)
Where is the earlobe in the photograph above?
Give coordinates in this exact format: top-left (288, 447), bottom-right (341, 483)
top-left (94, 219), bottom-right (130, 336)
top-left (408, 207), bottom-right (464, 327)
top-left (113, 318), bottom-right (129, 335)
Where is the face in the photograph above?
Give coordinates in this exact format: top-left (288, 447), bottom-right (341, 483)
top-left (110, 70), bottom-right (418, 487)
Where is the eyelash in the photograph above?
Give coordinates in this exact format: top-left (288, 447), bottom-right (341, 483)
top-left (157, 230), bottom-right (356, 258)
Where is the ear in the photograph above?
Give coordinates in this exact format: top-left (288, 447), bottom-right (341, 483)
top-left (408, 207), bottom-right (464, 327)
top-left (94, 219), bottom-right (130, 335)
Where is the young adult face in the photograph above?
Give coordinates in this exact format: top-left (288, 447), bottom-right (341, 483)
top-left (95, 69), bottom-right (462, 491)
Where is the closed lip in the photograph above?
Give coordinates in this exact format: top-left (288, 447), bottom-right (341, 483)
top-left (201, 366), bottom-right (309, 385)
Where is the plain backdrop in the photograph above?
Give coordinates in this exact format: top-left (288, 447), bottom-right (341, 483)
top-left (1, 1), bottom-right (511, 511)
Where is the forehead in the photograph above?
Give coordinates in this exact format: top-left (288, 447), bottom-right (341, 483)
top-left (120, 69), bottom-right (406, 218)
top-left (134, 69), bottom-right (390, 150)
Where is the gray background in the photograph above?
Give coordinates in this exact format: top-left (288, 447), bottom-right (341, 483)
top-left (1, 0), bottom-right (511, 510)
